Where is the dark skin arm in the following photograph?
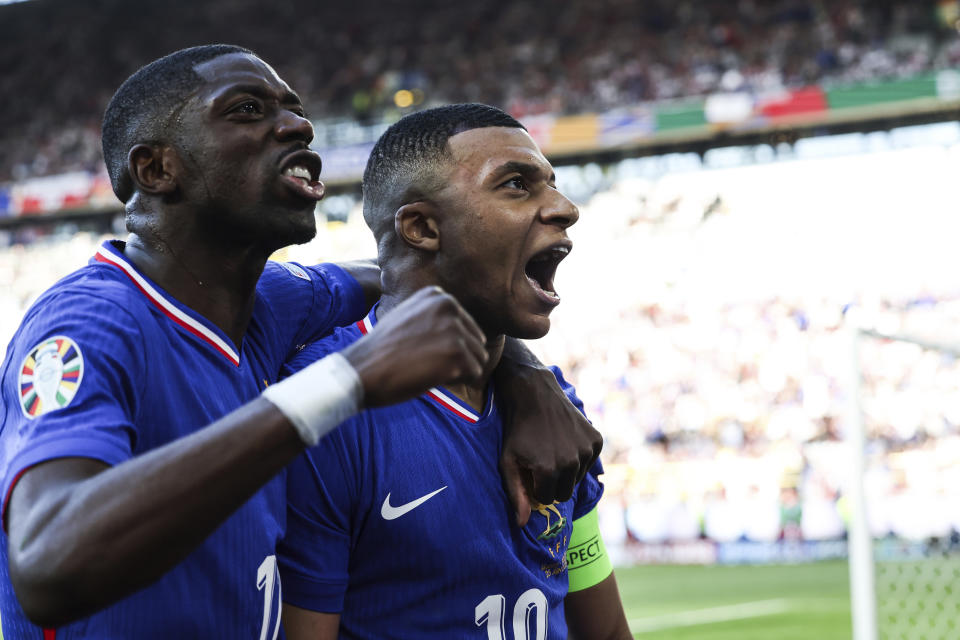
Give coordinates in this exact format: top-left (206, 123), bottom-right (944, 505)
top-left (6, 287), bottom-right (487, 627)
top-left (7, 400), bottom-right (301, 627)
top-left (282, 605), bottom-right (339, 640)
top-left (496, 338), bottom-right (603, 525)
top-left (565, 572), bottom-right (633, 640)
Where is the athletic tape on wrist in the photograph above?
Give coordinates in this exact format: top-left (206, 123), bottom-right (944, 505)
top-left (262, 352), bottom-right (363, 446)
top-left (567, 507), bottom-right (612, 592)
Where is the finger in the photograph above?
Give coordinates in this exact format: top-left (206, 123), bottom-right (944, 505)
top-left (575, 448), bottom-right (594, 486)
top-left (453, 303), bottom-right (487, 347)
top-left (515, 490), bottom-right (532, 528)
top-left (457, 323), bottom-right (489, 373)
top-left (530, 465), bottom-right (560, 506)
top-left (552, 461), bottom-right (579, 503)
top-left (501, 457), bottom-right (533, 527)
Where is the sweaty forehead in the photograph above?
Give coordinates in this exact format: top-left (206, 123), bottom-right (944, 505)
top-left (192, 53), bottom-right (292, 100)
top-left (447, 127), bottom-right (550, 177)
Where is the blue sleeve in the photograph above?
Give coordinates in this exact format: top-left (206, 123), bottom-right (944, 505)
top-left (0, 291), bottom-right (144, 517)
top-left (548, 366), bottom-right (604, 519)
top-left (549, 365), bottom-right (586, 416)
top-left (573, 458), bottom-right (605, 521)
top-left (277, 422), bottom-right (359, 613)
top-left (258, 262), bottom-right (366, 362)
top-left (278, 327), bottom-right (355, 380)
top-left (297, 263), bottom-right (367, 340)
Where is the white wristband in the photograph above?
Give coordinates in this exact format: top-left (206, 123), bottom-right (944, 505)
top-left (262, 352), bottom-right (363, 446)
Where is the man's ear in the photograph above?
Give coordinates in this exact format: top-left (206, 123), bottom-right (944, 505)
top-left (127, 144), bottom-right (180, 196)
top-left (395, 201), bottom-right (441, 252)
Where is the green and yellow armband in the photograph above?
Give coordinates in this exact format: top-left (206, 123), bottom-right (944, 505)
top-left (567, 507), bottom-right (612, 592)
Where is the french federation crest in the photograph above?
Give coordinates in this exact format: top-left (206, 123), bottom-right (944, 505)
top-left (19, 336), bottom-right (84, 418)
top-left (534, 502), bottom-right (567, 541)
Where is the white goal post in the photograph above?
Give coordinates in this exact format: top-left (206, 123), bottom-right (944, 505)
top-left (845, 324), bottom-right (960, 640)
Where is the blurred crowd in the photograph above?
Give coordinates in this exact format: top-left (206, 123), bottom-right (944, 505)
top-left (5, 135), bottom-right (960, 554)
top-left (3, 0), bottom-right (960, 183)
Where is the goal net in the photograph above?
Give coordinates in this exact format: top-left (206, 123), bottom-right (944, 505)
top-left (846, 310), bottom-right (960, 640)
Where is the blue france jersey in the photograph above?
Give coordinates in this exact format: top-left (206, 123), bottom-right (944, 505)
top-left (0, 240), bottom-right (365, 639)
top-left (278, 309), bottom-right (604, 639)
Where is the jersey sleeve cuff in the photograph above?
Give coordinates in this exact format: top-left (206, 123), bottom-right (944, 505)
top-left (1, 434), bottom-right (132, 527)
top-left (277, 567), bottom-right (348, 614)
top-left (567, 507), bottom-right (613, 593)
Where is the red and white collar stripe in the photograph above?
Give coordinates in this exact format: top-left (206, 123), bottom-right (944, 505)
top-left (425, 386), bottom-right (480, 423)
top-left (356, 314), bottom-right (374, 336)
top-left (355, 309), bottom-right (482, 423)
top-left (95, 245), bottom-right (241, 366)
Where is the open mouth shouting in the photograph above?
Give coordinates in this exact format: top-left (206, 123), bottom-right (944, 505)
top-left (523, 241), bottom-right (571, 307)
top-left (279, 150), bottom-right (325, 201)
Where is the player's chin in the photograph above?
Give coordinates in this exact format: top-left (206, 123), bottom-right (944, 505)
top-left (260, 210), bottom-right (317, 249)
top-left (508, 314), bottom-right (552, 340)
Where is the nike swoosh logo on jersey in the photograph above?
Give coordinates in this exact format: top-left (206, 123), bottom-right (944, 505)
top-left (381, 486), bottom-right (447, 520)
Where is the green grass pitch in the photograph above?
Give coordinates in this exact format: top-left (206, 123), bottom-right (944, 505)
top-left (616, 560), bottom-right (852, 639)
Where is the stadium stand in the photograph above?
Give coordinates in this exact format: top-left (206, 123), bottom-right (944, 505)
top-left (5, 132), bottom-right (959, 558)
top-left (2, 0), bottom-right (960, 184)
top-left (3, 2), bottom-right (960, 636)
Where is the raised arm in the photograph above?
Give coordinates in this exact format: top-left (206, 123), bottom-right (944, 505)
top-left (8, 399), bottom-right (302, 626)
top-left (494, 338), bottom-right (603, 525)
top-left (6, 287), bottom-right (486, 626)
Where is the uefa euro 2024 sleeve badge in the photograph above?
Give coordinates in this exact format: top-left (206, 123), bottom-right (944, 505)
top-left (19, 336), bottom-right (84, 418)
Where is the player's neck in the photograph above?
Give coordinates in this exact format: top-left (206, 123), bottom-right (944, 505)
top-left (375, 294), bottom-right (505, 413)
top-left (123, 231), bottom-right (268, 346)
top-left (443, 335), bottom-right (504, 412)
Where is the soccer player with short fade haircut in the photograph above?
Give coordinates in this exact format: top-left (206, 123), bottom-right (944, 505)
top-left (101, 43), bottom-right (254, 204)
top-left (361, 103), bottom-right (525, 242)
top-left (0, 47), bottom-right (599, 639)
top-left (279, 104), bottom-right (630, 640)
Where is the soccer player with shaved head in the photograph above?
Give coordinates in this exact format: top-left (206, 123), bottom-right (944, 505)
top-left (0, 48), bottom-right (601, 638)
top-left (279, 104), bottom-right (630, 640)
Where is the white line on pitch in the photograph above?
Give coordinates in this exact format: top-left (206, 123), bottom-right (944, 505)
top-left (629, 598), bottom-right (792, 634)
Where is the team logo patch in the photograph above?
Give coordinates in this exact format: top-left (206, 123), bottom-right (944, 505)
top-left (535, 502), bottom-right (567, 541)
top-left (282, 262), bottom-right (311, 281)
top-left (19, 336), bottom-right (84, 418)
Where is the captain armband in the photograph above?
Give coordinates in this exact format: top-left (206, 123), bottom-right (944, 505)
top-left (566, 507), bottom-right (612, 592)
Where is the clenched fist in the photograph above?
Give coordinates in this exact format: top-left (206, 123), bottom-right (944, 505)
top-left (342, 286), bottom-right (489, 407)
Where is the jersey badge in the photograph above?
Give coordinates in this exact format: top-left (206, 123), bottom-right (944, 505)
top-left (19, 336), bottom-right (84, 418)
top-left (534, 502), bottom-right (567, 541)
top-left (281, 262), bottom-right (311, 281)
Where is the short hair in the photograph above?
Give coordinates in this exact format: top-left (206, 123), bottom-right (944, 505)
top-left (361, 103), bottom-right (524, 242)
top-left (101, 44), bottom-right (253, 202)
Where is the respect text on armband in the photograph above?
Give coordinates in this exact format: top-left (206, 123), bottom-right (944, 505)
top-left (566, 534), bottom-right (603, 569)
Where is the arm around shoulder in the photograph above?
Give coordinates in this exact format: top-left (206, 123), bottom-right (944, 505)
top-left (495, 338), bottom-right (602, 525)
top-left (333, 258), bottom-right (382, 310)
